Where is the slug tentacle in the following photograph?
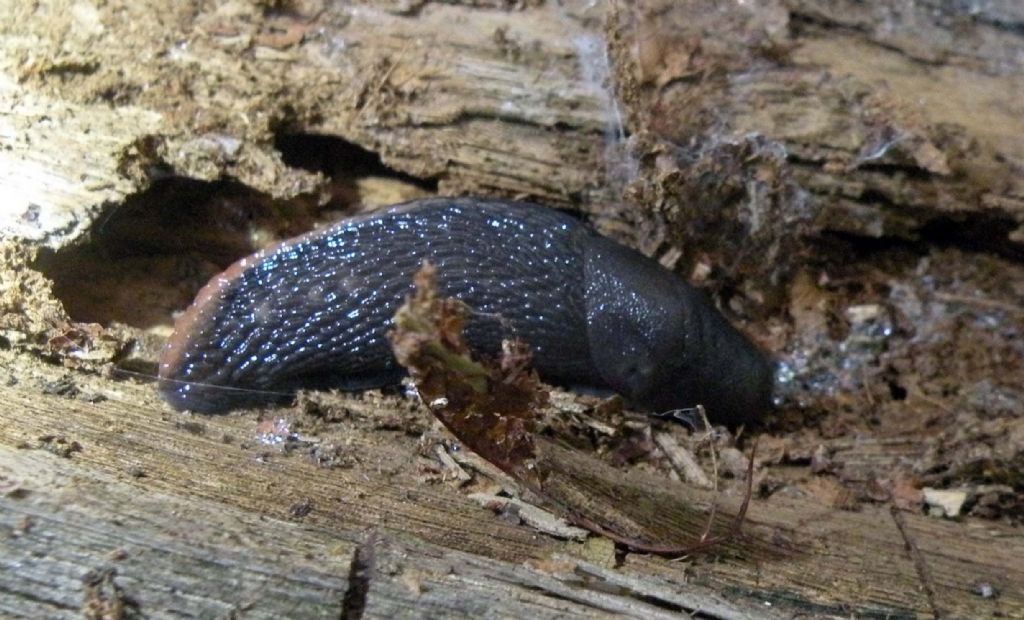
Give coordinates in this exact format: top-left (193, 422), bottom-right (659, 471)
top-left (158, 197), bottom-right (772, 424)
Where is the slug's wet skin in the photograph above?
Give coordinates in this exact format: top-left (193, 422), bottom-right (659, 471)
top-left (159, 198), bottom-right (773, 425)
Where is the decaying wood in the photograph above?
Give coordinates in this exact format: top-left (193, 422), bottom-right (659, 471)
top-left (0, 362), bottom-right (1021, 618)
top-left (604, 0), bottom-right (1024, 304)
top-left (5, 0), bottom-right (1018, 252)
top-left (2, 0), bottom-right (1024, 617)
top-left (3, 443), bottom-right (782, 619)
top-left (0, 0), bottom-right (613, 251)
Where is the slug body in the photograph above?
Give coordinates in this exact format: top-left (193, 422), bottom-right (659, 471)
top-left (159, 198), bottom-right (772, 425)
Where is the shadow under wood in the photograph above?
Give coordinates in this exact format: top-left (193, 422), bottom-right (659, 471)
top-left (35, 135), bottom-right (436, 331)
top-left (33, 177), bottom-right (315, 330)
top-left (535, 439), bottom-right (798, 561)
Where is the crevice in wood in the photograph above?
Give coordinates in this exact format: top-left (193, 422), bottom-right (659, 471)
top-left (785, 153), bottom-right (1024, 261)
top-left (395, 109), bottom-right (609, 135)
top-left (273, 132), bottom-right (439, 192)
top-left (557, 575), bottom-right (695, 617)
top-left (32, 178), bottom-right (287, 329)
top-left (890, 506), bottom-right (942, 620)
top-left (340, 532), bottom-right (377, 620)
top-left (850, 162), bottom-right (938, 182)
top-left (814, 211), bottom-right (1024, 263)
top-left (787, 13), bottom-right (949, 68)
top-left (918, 215), bottom-right (1024, 261)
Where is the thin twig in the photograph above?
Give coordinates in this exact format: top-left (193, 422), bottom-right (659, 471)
top-left (697, 405), bottom-right (719, 543)
top-left (732, 436), bottom-right (758, 536)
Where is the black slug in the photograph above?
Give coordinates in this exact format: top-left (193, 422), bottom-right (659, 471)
top-left (159, 197), bottom-right (773, 425)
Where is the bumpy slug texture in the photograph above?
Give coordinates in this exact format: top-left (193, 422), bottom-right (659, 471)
top-left (159, 198), bottom-right (772, 424)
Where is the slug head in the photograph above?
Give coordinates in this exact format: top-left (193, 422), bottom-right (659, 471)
top-left (582, 234), bottom-right (773, 426)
